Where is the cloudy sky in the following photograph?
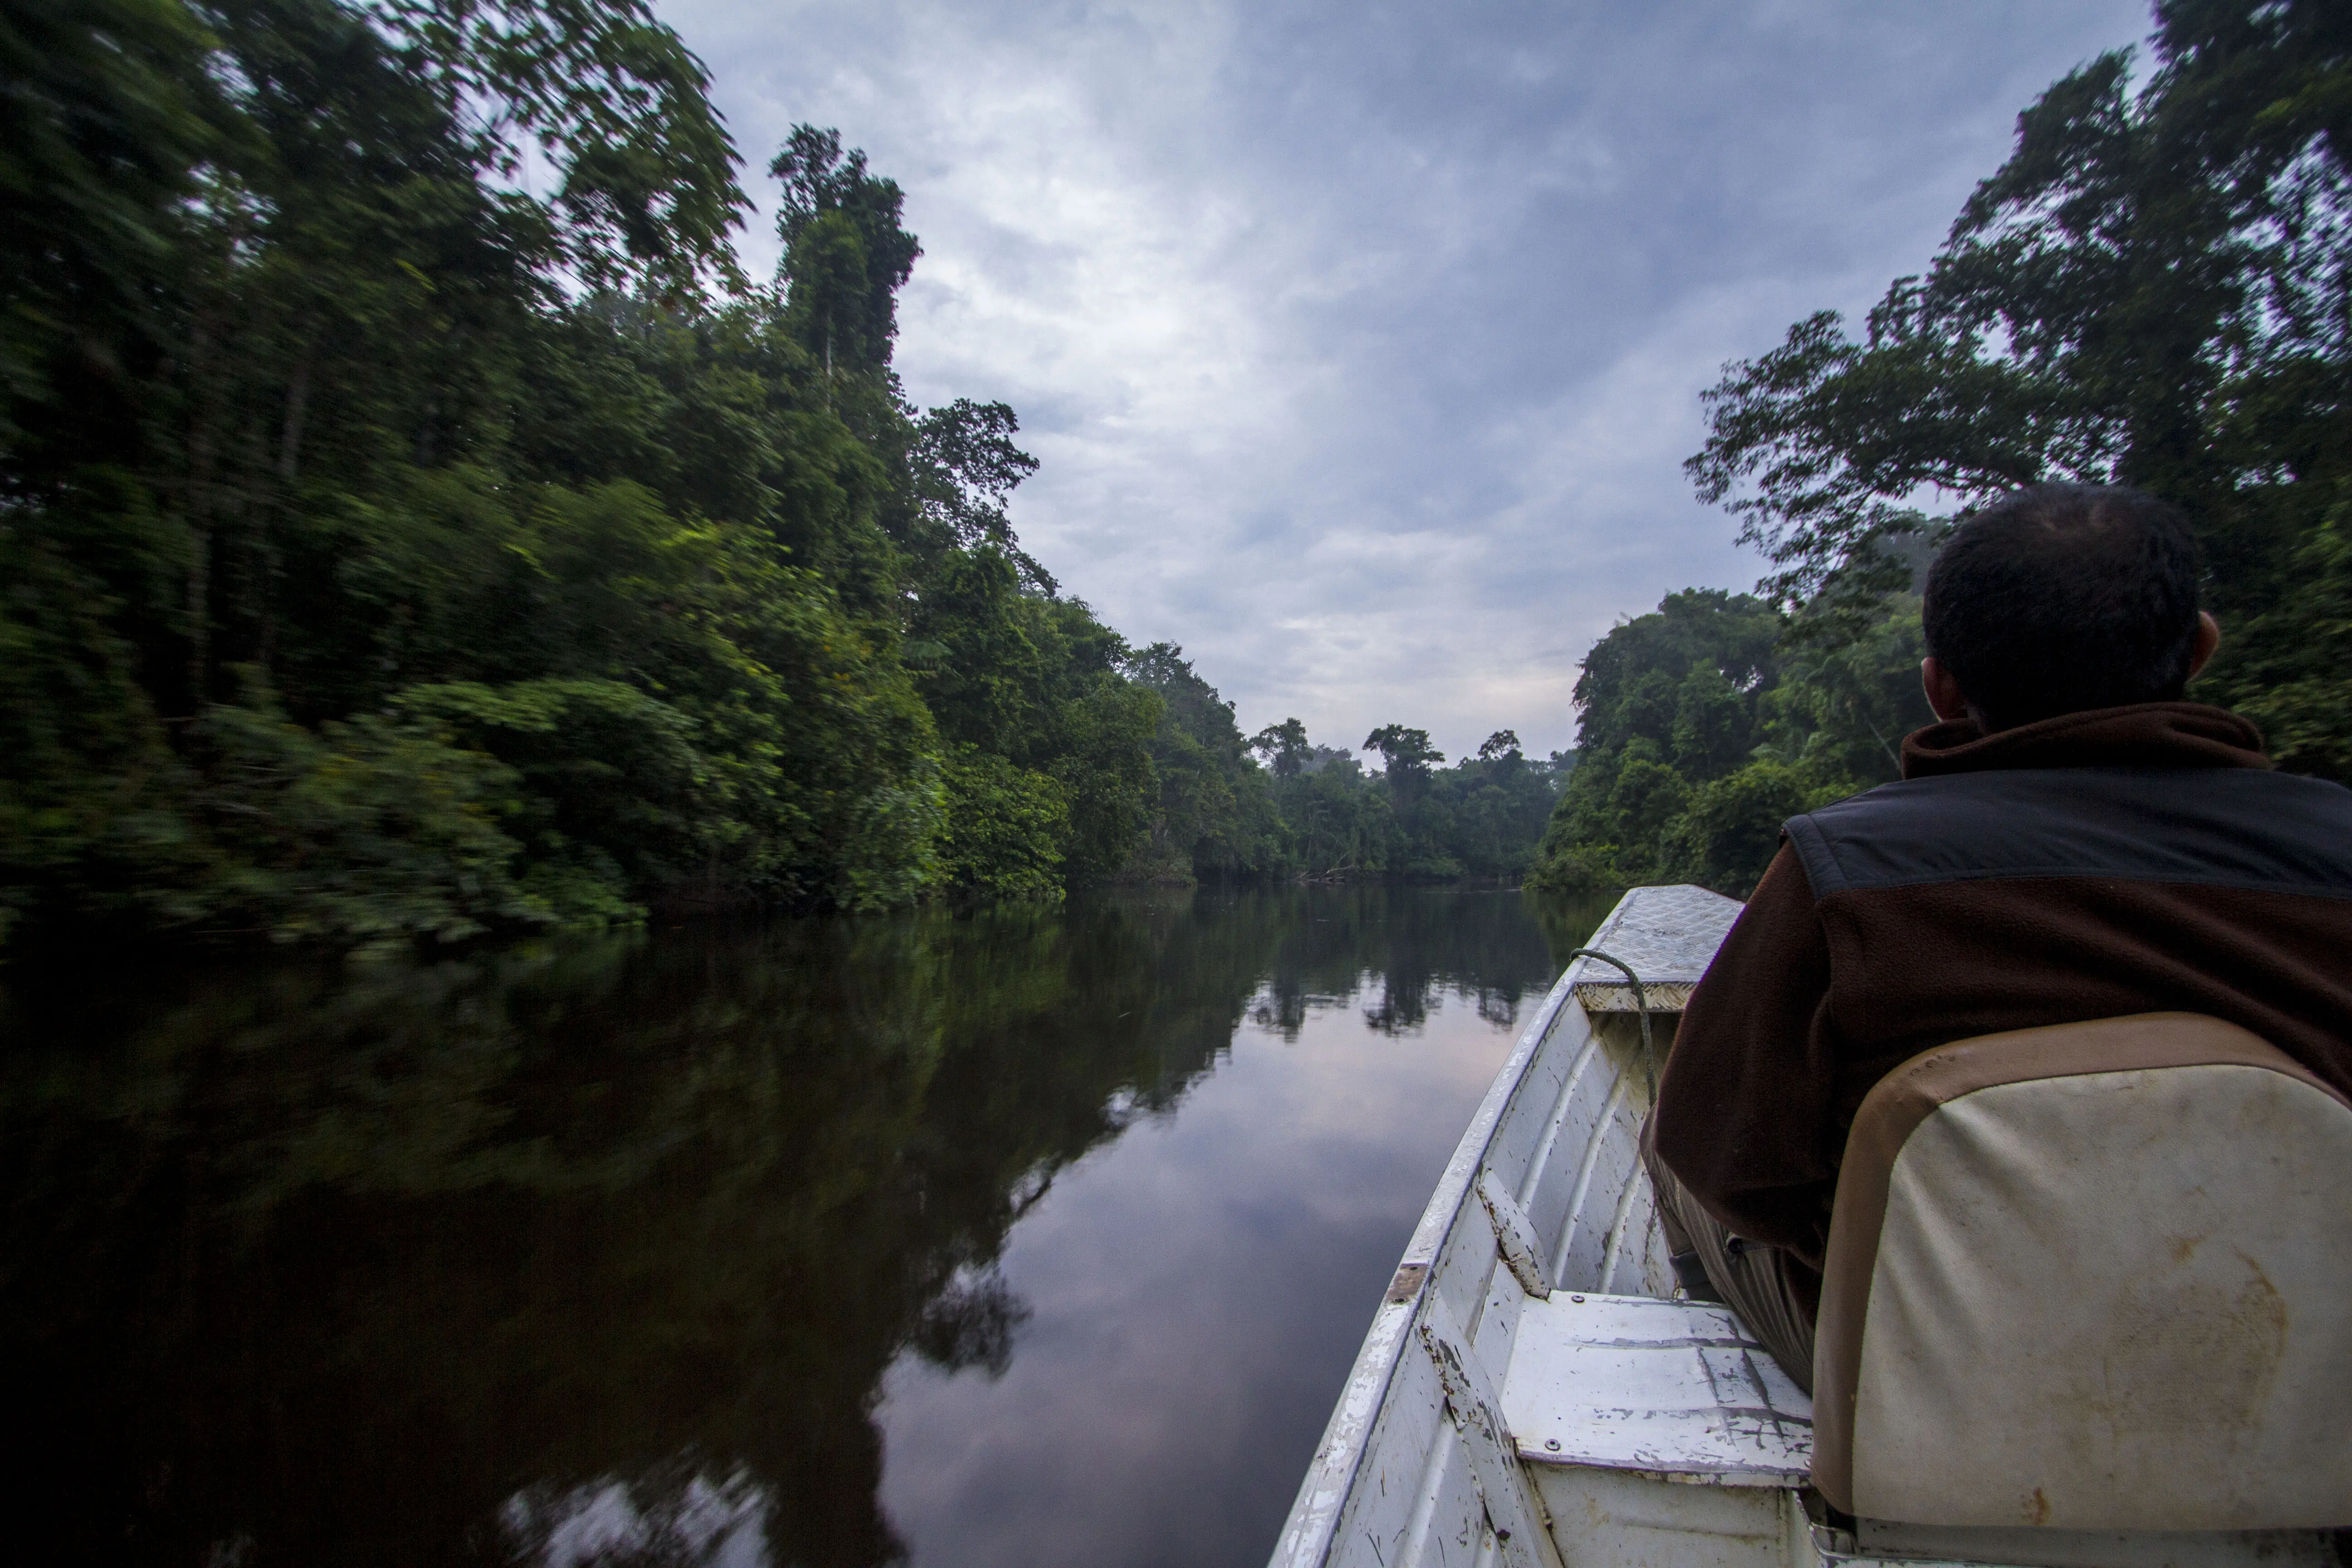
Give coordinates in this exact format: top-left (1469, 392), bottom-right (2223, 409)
top-left (656, 0), bottom-right (2152, 762)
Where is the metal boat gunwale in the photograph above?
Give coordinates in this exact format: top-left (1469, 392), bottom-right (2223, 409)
top-left (1266, 958), bottom-right (1587, 1567)
top-left (1269, 884), bottom-right (2348, 1568)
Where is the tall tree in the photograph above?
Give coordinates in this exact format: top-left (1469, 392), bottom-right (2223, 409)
top-left (1686, 0), bottom-right (2352, 778)
top-left (770, 124), bottom-right (919, 379)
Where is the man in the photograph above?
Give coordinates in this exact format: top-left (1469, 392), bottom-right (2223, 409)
top-left (1644, 482), bottom-right (2352, 1394)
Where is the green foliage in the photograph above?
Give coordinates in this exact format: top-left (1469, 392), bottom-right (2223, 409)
top-left (1531, 590), bottom-right (1787, 892)
top-left (186, 689), bottom-right (582, 951)
top-left (1362, 724), bottom-right (1444, 778)
top-left (0, 0), bottom-right (1145, 949)
top-left (1753, 594), bottom-right (1936, 782)
top-left (1441, 733), bottom-right (1565, 882)
top-left (902, 398), bottom-right (1049, 584)
top-left (394, 677), bottom-right (708, 899)
top-left (359, 0), bottom-right (753, 297)
top-left (936, 746), bottom-right (1066, 900)
top-left (0, 0), bottom-right (1584, 950)
top-left (1251, 736), bottom-right (1389, 878)
top-left (770, 125), bottom-right (920, 375)
top-left (905, 547), bottom-right (1163, 887)
top-left (1047, 677), bottom-right (1164, 882)
top-left (1529, 589), bottom-right (1934, 897)
top-left (0, 0), bottom-right (220, 430)
top-left (1251, 718), bottom-right (1309, 778)
top-left (0, 492), bottom-right (195, 946)
top-left (1567, 1), bottom-right (2352, 895)
top-left (1120, 644), bottom-right (1281, 882)
top-left (1688, 2), bottom-right (2352, 775)
top-left (2230, 503), bottom-right (2352, 780)
top-left (1246, 724), bottom-right (1568, 883)
top-left (1655, 762), bottom-right (1829, 896)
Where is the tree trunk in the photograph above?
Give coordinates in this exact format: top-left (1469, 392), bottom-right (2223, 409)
top-left (262, 340), bottom-right (315, 680)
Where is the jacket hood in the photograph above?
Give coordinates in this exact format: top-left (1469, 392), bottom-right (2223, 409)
top-left (1899, 702), bottom-right (2270, 780)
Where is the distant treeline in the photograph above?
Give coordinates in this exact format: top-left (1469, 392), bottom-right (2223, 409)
top-left (0, 0), bottom-right (1564, 952)
top-left (1533, 2), bottom-right (2352, 900)
top-left (1231, 716), bottom-right (1571, 887)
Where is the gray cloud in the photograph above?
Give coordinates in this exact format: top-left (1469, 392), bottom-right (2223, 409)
top-left (657, 0), bottom-right (2151, 760)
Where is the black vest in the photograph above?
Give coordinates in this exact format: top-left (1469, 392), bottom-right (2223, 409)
top-left (1782, 768), bottom-right (2352, 902)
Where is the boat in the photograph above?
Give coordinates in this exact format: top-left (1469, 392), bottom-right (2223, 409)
top-left (1268, 884), bottom-right (2352, 1568)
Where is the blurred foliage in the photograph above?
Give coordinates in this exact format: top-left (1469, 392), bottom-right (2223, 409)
top-left (0, 0), bottom-right (965, 944)
top-left (0, 886), bottom-right (1586, 1563)
top-left (1, 0), bottom-right (1572, 951)
top-left (1686, 0), bottom-right (2352, 778)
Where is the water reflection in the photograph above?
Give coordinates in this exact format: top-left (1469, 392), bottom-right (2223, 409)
top-left (0, 885), bottom-right (1615, 1566)
top-left (501, 1469), bottom-right (769, 1568)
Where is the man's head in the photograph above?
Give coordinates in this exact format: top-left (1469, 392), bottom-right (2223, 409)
top-left (1921, 483), bottom-right (2219, 732)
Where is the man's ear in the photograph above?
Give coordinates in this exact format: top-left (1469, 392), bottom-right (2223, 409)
top-left (1921, 657), bottom-right (1971, 723)
top-left (2189, 611), bottom-right (2220, 679)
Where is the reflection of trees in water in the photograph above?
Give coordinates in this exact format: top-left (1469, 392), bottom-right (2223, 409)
top-left (0, 887), bottom-right (1597, 1566)
top-left (911, 1268), bottom-right (1030, 1379)
top-left (500, 1466), bottom-right (770, 1567)
top-left (1230, 886), bottom-right (1617, 1040)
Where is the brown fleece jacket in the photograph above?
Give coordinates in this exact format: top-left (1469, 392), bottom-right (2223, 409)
top-left (1651, 703), bottom-right (2352, 1315)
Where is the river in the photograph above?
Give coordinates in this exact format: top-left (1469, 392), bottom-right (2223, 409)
top-left (0, 885), bottom-right (1619, 1567)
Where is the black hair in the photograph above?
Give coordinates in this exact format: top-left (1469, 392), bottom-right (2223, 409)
top-left (1922, 483), bottom-right (2204, 730)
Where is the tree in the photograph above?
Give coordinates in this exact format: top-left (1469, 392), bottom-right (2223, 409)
top-left (770, 124), bottom-right (919, 378)
top-left (1362, 725), bottom-right (1444, 779)
top-left (1530, 588), bottom-right (1823, 896)
top-left (0, 0), bottom-right (219, 436)
top-left (1250, 718), bottom-right (1310, 779)
top-left (903, 397), bottom-right (1051, 588)
top-left (1687, 2), bottom-right (2352, 777)
top-left (1119, 643), bottom-right (1279, 882)
top-left (0, 0), bottom-right (1580, 943)
top-left (0, 3), bottom-right (1174, 944)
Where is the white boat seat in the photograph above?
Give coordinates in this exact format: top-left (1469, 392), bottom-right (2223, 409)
top-left (1810, 1013), bottom-right (2352, 1531)
top-left (1503, 1292), bottom-right (1813, 1484)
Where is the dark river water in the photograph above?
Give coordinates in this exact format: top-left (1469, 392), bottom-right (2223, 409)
top-left (0, 885), bottom-right (1619, 1568)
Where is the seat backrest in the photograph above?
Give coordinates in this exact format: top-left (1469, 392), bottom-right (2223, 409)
top-left (1809, 1014), bottom-right (2352, 1529)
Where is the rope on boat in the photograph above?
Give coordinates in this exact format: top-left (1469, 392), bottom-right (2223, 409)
top-left (1563, 947), bottom-right (1658, 1103)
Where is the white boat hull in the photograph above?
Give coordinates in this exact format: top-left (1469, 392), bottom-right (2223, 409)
top-left (1269, 886), bottom-right (2345, 1568)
